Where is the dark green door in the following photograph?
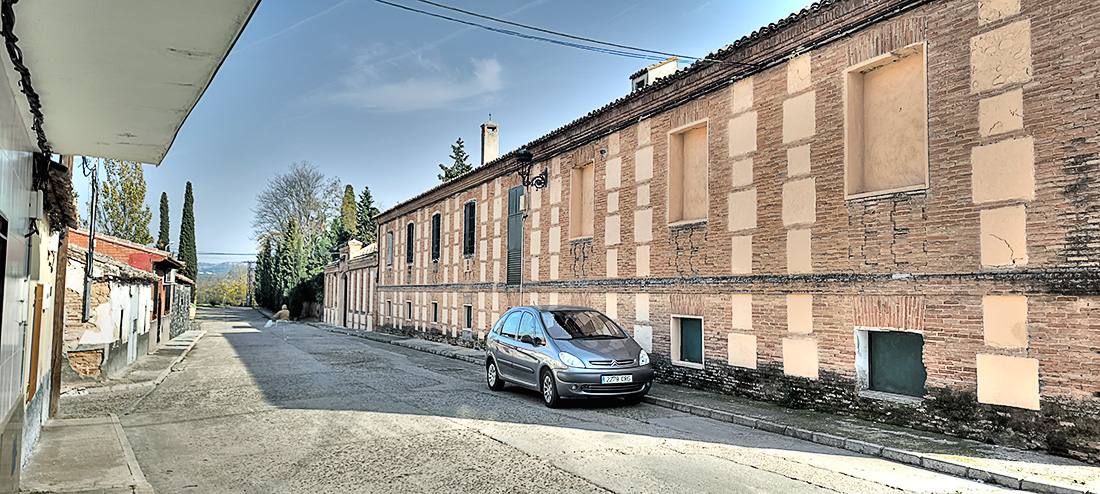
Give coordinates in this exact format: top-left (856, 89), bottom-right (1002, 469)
top-left (679, 318), bottom-right (703, 364)
top-left (869, 331), bottom-right (927, 396)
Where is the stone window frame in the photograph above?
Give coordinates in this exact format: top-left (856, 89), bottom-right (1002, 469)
top-left (843, 42), bottom-right (930, 200)
top-left (670, 314), bottom-right (705, 370)
top-left (667, 119), bottom-right (710, 227)
top-left (431, 300), bottom-right (439, 324)
top-left (853, 326), bottom-right (926, 404)
top-left (464, 304), bottom-right (473, 330)
top-left (569, 159), bottom-right (595, 240)
top-left (405, 300), bottom-right (413, 321)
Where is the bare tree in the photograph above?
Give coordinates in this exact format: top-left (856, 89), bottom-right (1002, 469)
top-left (251, 161), bottom-right (341, 247)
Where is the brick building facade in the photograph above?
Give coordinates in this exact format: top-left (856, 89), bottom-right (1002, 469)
top-left (323, 240), bottom-right (380, 329)
top-left (338, 0), bottom-right (1100, 460)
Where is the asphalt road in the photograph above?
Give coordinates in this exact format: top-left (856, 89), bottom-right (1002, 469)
top-left (117, 307), bottom-right (1010, 493)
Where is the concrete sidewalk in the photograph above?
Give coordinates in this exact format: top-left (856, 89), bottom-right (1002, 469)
top-left (20, 329), bottom-right (205, 493)
top-left (306, 317), bottom-right (1100, 494)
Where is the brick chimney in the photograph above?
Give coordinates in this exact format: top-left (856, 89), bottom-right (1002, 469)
top-left (481, 119), bottom-right (498, 166)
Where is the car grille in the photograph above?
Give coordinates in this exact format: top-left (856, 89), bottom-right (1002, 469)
top-left (580, 382), bottom-right (647, 393)
top-left (588, 359), bottom-right (636, 367)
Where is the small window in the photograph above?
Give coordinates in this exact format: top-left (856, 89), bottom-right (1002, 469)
top-left (386, 300), bottom-right (392, 318)
top-left (431, 301), bottom-right (439, 323)
top-left (845, 44), bottom-right (928, 197)
top-left (406, 222), bottom-right (415, 265)
top-left (431, 213), bottom-right (441, 261)
top-left (464, 305), bottom-right (473, 330)
top-left (672, 316), bottom-right (704, 366)
top-left (569, 162), bottom-right (594, 239)
top-left (668, 123), bottom-right (709, 224)
top-left (499, 312), bottom-right (520, 339)
top-left (386, 230), bottom-right (394, 266)
top-left (463, 201), bottom-right (476, 256)
top-left (405, 301), bottom-right (412, 320)
top-left (862, 330), bottom-right (927, 397)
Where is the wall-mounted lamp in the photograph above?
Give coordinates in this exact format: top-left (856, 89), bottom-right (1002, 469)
top-left (514, 148), bottom-right (548, 190)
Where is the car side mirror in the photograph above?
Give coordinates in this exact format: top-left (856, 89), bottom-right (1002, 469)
top-left (519, 334), bottom-right (534, 345)
top-left (532, 336), bottom-right (544, 347)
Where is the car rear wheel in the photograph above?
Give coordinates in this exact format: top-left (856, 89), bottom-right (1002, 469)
top-left (540, 370), bottom-right (561, 408)
top-left (486, 360), bottom-right (505, 391)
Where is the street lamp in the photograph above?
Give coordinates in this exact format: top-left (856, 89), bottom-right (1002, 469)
top-left (514, 148), bottom-right (548, 190)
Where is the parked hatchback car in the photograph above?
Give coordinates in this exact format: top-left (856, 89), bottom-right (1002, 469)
top-left (485, 305), bottom-right (654, 407)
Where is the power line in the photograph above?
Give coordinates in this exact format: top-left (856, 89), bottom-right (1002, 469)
top-left (371, 0), bottom-right (758, 67)
top-left (197, 252), bottom-right (257, 257)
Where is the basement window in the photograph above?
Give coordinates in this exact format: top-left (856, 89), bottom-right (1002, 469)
top-left (431, 301), bottom-right (439, 323)
top-left (856, 329), bottom-right (927, 399)
top-left (671, 316), bottom-right (704, 368)
top-left (464, 304), bottom-right (473, 330)
top-left (845, 44), bottom-right (928, 198)
top-left (668, 122), bottom-right (709, 224)
top-left (569, 161), bottom-right (594, 239)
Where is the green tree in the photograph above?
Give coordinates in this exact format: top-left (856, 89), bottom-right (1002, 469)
top-left (179, 182), bottom-right (198, 282)
top-left (356, 186), bottom-right (380, 244)
top-left (340, 184), bottom-right (357, 240)
top-left (274, 218), bottom-right (307, 312)
top-left (256, 238), bottom-right (274, 309)
top-left (93, 159), bottom-right (153, 244)
top-left (156, 192), bottom-right (170, 251)
top-left (437, 138), bottom-right (471, 182)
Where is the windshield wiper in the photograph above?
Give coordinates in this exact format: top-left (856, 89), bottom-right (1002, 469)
top-left (578, 334), bottom-right (624, 339)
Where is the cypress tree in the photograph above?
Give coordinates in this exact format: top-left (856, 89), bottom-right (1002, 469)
top-left (256, 238), bottom-right (273, 309)
top-left (340, 184), bottom-right (357, 240)
top-left (356, 186), bottom-right (379, 244)
top-left (179, 182), bottom-right (198, 282)
top-left (156, 192), bottom-right (170, 251)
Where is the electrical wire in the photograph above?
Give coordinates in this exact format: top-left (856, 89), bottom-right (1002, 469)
top-left (411, 0), bottom-right (758, 67)
top-left (371, 0), bottom-right (757, 66)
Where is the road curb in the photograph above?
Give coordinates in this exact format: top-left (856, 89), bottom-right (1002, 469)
top-left (641, 395), bottom-right (1093, 494)
top-left (109, 413), bottom-right (154, 494)
top-left (313, 324), bottom-right (482, 365)
top-left (309, 319), bottom-right (1094, 494)
top-left (122, 329), bottom-right (207, 416)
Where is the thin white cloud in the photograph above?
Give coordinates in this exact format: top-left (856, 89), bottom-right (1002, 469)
top-left (242, 0), bottom-right (350, 50)
top-left (324, 57), bottom-right (503, 112)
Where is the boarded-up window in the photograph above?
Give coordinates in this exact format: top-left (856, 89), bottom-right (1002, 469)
top-left (431, 213), bottom-right (441, 261)
top-left (846, 45), bottom-right (928, 197)
top-left (386, 230), bottom-right (393, 266)
top-left (406, 222), bottom-right (414, 265)
top-left (669, 123), bottom-right (709, 223)
top-left (569, 162), bottom-right (594, 238)
top-left (672, 316), bottom-right (704, 365)
top-left (463, 201), bottom-right (476, 256)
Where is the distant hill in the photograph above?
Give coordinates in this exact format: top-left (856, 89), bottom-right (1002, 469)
top-left (198, 261), bottom-right (245, 276)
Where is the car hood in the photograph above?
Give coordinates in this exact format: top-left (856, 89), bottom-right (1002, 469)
top-left (555, 337), bottom-right (642, 364)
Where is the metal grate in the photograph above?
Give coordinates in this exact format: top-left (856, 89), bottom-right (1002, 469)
top-left (588, 359), bottom-right (636, 367)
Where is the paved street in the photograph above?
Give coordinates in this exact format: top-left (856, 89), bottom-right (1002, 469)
top-left (108, 308), bottom-right (1010, 493)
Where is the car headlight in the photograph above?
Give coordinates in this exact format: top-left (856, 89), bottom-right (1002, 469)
top-left (639, 349), bottom-right (650, 366)
top-left (558, 352), bottom-right (585, 368)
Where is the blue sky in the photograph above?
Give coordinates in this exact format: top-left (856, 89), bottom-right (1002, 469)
top-left (75, 0), bottom-right (811, 264)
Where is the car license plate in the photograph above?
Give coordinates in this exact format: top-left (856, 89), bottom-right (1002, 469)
top-left (601, 375), bottom-right (632, 384)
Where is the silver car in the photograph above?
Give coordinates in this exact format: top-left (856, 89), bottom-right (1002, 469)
top-left (484, 305), bottom-right (654, 407)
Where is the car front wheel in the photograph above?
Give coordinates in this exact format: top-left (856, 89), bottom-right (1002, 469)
top-left (486, 360), bottom-right (505, 391)
top-left (540, 370), bottom-right (561, 408)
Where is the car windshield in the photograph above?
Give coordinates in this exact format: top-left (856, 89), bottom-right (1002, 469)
top-left (540, 310), bottom-right (626, 340)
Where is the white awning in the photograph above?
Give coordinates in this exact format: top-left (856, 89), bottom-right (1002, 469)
top-left (3, 0), bottom-right (261, 164)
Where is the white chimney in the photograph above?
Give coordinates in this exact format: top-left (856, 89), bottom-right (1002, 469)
top-left (481, 119), bottom-right (499, 166)
top-left (630, 57), bottom-right (679, 92)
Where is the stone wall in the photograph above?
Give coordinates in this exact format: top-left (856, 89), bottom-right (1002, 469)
top-left (169, 284), bottom-right (191, 339)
